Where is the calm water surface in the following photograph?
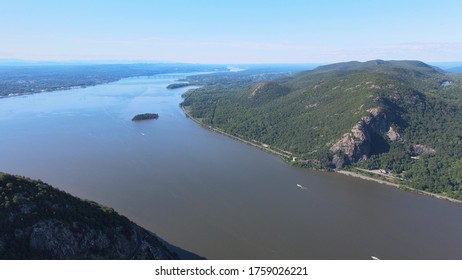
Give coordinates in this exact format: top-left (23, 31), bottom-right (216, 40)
top-left (1, 74), bottom-right (462, 259)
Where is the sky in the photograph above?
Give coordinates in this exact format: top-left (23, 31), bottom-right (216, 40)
top-left (1, 0), bottom-right (461, 64)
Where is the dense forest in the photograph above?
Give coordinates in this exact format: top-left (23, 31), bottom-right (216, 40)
top-left (182, 60), bottom-right (462, 199)
top-left (132, 113), bottom-right (159, 121)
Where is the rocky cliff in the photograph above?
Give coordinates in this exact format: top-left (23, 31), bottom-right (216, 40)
top-left (182, 59), bottom-right (462, 198)
top-left (0, 172), bottom-right (180, 260)
top-left (330, 107), bottom-right (402, 167)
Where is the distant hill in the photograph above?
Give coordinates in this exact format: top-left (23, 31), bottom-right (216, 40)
top-left (0, 63), bottom-right (227, 97)
top-left (182, 60), bottom-right (462, 199)
top-left (447, 66), bottom-right (462, 73)
top-left (0, 172), bottom-right (187, 259)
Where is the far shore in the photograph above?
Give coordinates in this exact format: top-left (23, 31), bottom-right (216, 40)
top-left (181, 104), bottom-right (462, 205)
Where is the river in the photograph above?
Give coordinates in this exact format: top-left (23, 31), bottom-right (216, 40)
top-left (1, 73), bottom-right (462, 259)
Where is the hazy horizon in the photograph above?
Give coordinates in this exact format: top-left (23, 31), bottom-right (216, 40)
top-left (1, 0), bottom-right (462, 64)
top-left (1, 59), bottom-right (462, 72)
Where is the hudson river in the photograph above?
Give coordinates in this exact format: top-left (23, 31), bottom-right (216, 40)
top-left (1, 74), bottom-right (462, 259)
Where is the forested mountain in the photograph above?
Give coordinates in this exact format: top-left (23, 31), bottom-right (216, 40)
top-left (0, 172), bottom-right (181, 259)
top-left (182, 60), bottom-right (462, 199)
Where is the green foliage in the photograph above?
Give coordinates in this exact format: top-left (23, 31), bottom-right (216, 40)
top-left (0, 172), bottom-right (175, 259)
top-left (132, 113), bottom-right (159, 121)
top-left (184, 60), bottom-right (462, 199)
top-left (166, 83), bottom-right (190, 89)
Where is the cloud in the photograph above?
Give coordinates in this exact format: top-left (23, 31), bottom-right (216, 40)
top-left (2, 36), bottom-right (462, 63)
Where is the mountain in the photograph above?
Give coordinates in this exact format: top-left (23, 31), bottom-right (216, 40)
top-left (447, 66), bottom-right (462, 73)
top-left (0, 172), bottom-right (186, 259)
top-left (182, 60), bottom-right (462, 199)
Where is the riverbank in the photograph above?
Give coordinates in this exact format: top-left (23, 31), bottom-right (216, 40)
top-left (181, 105), bottom-right (292, 160)
top-left (337, 169), bottom-right (462, 204)
top-left (182, 105), bottom-right (462, 204)
top-left (335, 170), bottom-right (400, 187)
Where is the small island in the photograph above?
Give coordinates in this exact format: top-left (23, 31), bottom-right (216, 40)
top-left (132, 113), bottom-right (159, 121)
top-left (166, 83), bottom-right (190, 89)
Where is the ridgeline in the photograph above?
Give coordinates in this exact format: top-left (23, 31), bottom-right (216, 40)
top-left (182, 60), bottom-right (462, 200)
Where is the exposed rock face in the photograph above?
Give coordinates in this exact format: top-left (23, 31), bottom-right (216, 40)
top-left (330, 107), bottom-right (402, 167)
top-left (25, 219), bottom-right (166, 259)
top-left (250, 82), bottom-right (274, 96)
top-left (387, 127), bottom-right (402, 142)
top-left (304, 103), bottom-right (319, 109)
top-left (412, 144), bottom-right (436, 155)
top-left (29, 220), bottom-right (79, 258)
top-left (330, 123), bottom-right (369, 166)
top-left (332, 154), bottom-right (346, 169)
top-left (0, 173), bottom-right (180, 260)
top-left (249, 81), bottom-right (289, 98)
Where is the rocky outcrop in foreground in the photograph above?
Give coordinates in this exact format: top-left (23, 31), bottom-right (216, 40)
top-left (0, 172), bottom-right (178, 259)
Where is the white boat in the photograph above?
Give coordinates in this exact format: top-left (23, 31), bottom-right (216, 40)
top-left (371, 256), bottom-right (380, 260)
top-left (297, 184), bottom-right (306, 189)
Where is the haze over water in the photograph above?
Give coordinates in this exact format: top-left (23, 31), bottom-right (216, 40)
top-left (1, 74), bottom-right (462, 259)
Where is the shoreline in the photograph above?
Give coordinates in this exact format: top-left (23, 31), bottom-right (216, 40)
top-left (181, 105), bottom-right (292, 160)
top-left (181, 105), bottom-right (462, 205)
top-left (0, 79), bottom-right (120, 99)
top-left (337, 170), bottom-right (462, 204)
top-left (335, 170), bottom-right (400, 187)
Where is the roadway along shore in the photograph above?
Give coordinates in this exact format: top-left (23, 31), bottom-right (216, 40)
top-left (181, 105), bottom-right (292, 159)
top-left (337, 170), bottom-right (462, 204)
top-left (181, 105), bottom-right (461, 204)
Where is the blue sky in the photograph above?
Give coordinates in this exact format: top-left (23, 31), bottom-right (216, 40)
top-left (1, 0), bottom-right (461, 63)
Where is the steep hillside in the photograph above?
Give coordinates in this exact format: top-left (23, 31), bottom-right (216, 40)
top-left (182, 60), bottom-right (462, 199)
top-left (0, 172), bottom-right (180, 259)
